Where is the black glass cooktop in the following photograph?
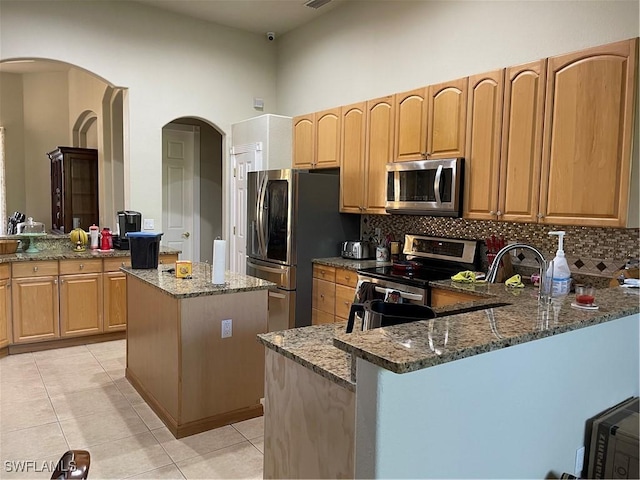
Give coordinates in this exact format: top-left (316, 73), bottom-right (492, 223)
top-left (357, 265), bottom-right (456, 288)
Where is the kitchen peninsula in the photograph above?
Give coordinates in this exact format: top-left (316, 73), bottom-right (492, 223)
top-left (123, 262), bottom-right (274, 438)
top-left (258, 279), bottom-right (640, 478)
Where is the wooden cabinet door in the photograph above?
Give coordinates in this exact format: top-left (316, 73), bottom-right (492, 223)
top-left (59, 273), bottom-right (103, 337)
top-left (394, 87), bottom-right (427, 162)
top-left (315, 107), bottom-right (341, 169)
top-left (313, 277), bottom-right (335, 315)
top-left (427, 78), bottom-right (467, 159)
top-left (103, 271), bottom-right (127, 332)
top-left (340, 102), bottom-right (366, 213)
top-left (499, 60), bottom-right (546, 224)
top-left (540, 38), bottom-right (637, 227)
top-left (0, 278), bottom-right (11, 348)
top-left (334, 284), bottom-right (356, 321)
top-left (365, 95), bottom-right (394, 214)
top-left (430, 288), bottom-right (479, 308)
top-left (12, 276), bottom-right (59, 343)
top-left (293, 114), bottom-right (315, 168)
top-left (464, 70), bottom-right (504, 220)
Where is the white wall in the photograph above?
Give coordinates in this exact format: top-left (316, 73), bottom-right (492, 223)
top-left (277, 0), bottom-right (640, 115)
top-left (355, 314), bottom-right (640, 478)
top-left (0, 0), bottom-right (277, 231)
top-left (0, 72), bottom-right (25, 215)
top-left (22, 72), bottom-right (69, 223)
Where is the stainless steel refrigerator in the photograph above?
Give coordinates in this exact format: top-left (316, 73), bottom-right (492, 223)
top-left (246, 169), bottom-right (360, 331)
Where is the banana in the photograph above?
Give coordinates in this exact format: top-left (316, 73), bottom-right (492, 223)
top-left (70, 228), bottom-right (88, 246)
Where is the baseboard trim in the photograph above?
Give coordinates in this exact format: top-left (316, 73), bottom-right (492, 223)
top-left (8, 331), bottom-right (126, 354)
top-left (126, 367), bottom-right (263, 439)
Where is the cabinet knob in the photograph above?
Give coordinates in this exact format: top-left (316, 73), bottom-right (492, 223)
top-left (489, 210), bottom-right (495, 215)
top-left (537, 213), bottom-right (544, 219)
top-left (33, 266), bottom-right (38, 273)
top-left (344, 301), bottom-right (349, 305)
top-left (320, 294), bottom-right (324, 299)
top-left (496, 211), bottom-right (502, 216)
top-left (79, 263), bottom-right (84, 270)
top-left (121, 262), bottom-right (125, 267)
top-left (345, 275), bottom-right (350, 281)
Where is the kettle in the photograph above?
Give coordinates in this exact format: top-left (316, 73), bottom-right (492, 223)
top-left (100, 227), bottom-right (113, 250)
top-left (346, 300), bottom-right (436, 333)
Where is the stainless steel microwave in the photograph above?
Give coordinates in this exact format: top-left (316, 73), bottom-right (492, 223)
top-left (385, 158), bottom-right (464, 216)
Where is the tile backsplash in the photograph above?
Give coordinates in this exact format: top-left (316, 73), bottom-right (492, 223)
top-left (362, 215), bottom-right (640, 279)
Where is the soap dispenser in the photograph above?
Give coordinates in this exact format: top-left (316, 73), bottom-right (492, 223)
top-left (547, 231), bottom-right (572, 296)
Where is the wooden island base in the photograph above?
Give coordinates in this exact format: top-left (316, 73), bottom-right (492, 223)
top-left (125, 272), bottom-right (268, 438)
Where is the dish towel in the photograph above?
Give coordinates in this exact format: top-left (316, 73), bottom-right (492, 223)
top-left (451, 271), bottom-right (479, 283)
top-left (505, 274), bottom-right (525, 288)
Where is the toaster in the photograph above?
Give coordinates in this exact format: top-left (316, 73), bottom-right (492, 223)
top-left (341, 241), bottom-right (374, 260)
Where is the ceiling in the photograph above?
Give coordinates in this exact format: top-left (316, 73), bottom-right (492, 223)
top-left (0, 0), bottom-right (344, 74)
top-left (134, 0), bottom-right (346, 36)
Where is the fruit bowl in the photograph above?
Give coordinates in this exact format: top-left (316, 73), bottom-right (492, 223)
top-left (0, 239), bottom-right (19, 254)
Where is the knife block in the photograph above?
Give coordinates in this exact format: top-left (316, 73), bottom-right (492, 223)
top-left (488, 254), bottom-right (514, 283)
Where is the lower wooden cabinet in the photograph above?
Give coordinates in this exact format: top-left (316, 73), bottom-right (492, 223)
top-left (12, 260), bottom-right (60, 344)
top-left (312, 265), bottom-right (357, 325)
top-left (430, 288), bottom-right (479, 308)
top-left (0, 264), bottom-right (12, 348)
top-left (7, 253), bottom-right (179, 345)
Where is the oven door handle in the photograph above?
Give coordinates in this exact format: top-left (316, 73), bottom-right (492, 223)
top-left (374, 286), bottom-right (423, 301)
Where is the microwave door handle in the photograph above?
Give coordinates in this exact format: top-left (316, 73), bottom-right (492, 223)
top-left (433, 164), bottom-right (443, 204)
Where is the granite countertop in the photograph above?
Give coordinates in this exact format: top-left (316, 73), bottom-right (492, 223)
top-left (122, 261), bottom-right (275, 299)
top-left (259, 280), bottom-right (640, 388)
top-left (312, 256), bottom-right (391, 271)
top-left (0, 246), bottom-right (180, 263)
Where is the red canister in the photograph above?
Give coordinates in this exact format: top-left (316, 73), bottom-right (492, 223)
top-left (100, 227), bottom-right (113, 250)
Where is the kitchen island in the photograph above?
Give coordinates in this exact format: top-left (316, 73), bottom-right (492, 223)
top-left (258, 281), bottom-right (640, 478)
top-left (124, 262), bottom-right (274, 438)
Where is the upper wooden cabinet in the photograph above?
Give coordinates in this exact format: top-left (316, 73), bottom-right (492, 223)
top-left (394, 87), bottom-right (427, 162)
top-left (464, 69), bottom-right (505, 220)
top-left (340, 102), bottom-right (366, 213)
top-left (427, 77), bottom-right (468, 159)
top-left (292, 114), bottom-right (314, 168)
top-left (540, 38), bottom-right (638, 227)
top-left (292, 108), bottom-right (341, 169)
top-left (340, 97), bottom-right (393, 214)
top-left (393, 79), bottom-right (467, 162)
top-left (499, 60), bottom-right (546, 223)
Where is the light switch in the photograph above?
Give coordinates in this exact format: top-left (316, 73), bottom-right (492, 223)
top-left (143, 219), bottom-right (154, 230)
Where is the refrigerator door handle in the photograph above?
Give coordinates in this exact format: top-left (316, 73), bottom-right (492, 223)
top-left (247, 259), bottom-right (288, 275)
top-left (256, 173), bottom-right (268, 257)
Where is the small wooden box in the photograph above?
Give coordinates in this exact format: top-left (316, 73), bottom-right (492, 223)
top-left (176, 260), bottom-right (192, 278)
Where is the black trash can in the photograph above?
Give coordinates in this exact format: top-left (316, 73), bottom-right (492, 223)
top-left (127, 232), bottom-right (163, 269)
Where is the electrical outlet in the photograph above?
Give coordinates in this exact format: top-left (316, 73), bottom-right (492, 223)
top-left (575, 446), bottom-right (585, 477)
top-left (221, 319), bottom-right (232, 338)
top-left (143, 218), bottom-right (154, 230)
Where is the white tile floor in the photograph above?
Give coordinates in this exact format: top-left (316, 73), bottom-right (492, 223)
top-left (0, 340), bottom-right (264, 479)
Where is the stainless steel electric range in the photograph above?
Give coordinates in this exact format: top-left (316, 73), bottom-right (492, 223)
top-left (356, 234), bottom-right (482, 306)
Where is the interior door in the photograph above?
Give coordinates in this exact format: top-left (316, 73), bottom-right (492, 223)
top-left (162, 126), bottom-right (195, 260)
top-left (230, 143), bottom-right (263, 274)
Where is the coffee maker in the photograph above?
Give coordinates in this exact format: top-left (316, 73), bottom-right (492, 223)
top-left (114, 211), bottom-right (142, 250)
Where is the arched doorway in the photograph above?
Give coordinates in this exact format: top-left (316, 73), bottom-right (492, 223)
top-left (162, 118), bottom-right (222, 263)
top-left (0, 58), bottom-right (126, 231)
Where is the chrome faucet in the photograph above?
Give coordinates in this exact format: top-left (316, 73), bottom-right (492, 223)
top-left (486, 243), bottom-right (548, 288)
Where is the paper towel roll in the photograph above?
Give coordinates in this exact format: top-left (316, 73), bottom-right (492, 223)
top-left (212, 239), bottom-right (226, 284)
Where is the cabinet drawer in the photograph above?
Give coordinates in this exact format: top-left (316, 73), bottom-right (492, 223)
top-left (103, 257), bottom-right (131, 272)
top-left (313, 278), bottom-right (335, 314)
top-left (335, 267), bottom-right (358, 288)
top-left (159, 254), bottom-right (178, 265)
top-left (335, 284), bottom-right (356, 320)
top-left (59, 259), bottom-right (102, 275)
top-left (0, 263), bottom-right (9, 280)
top-left (313, 264), bottom-right (336, 282)
top-left (12, 261), bottom-right (59, 278)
